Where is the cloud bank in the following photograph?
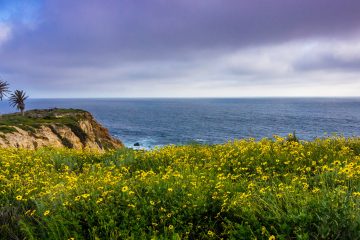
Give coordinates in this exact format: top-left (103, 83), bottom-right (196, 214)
top-left (0, 0), bottom-right (360, 97)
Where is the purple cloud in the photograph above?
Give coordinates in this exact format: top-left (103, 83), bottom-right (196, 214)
top-left (0, 0), bottom-right (360, 97)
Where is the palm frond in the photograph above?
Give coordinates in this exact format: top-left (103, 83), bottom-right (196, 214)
top-left (9, 90), bottom-right (28, 111)
top-left (0, 80), bottom-right (10, 101)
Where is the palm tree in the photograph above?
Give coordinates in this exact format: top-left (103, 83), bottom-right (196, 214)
top-left (0, 80), bottom-right (10, 118)
top-left (0, 80), bottom-right (10, 101)
top-left (9, 90), bottom-right (28, 116)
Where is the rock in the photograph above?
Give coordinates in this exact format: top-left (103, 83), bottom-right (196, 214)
top-left (0, 108), bottom-right (123, 151)
top-left (134, 142), bottom-right (140, 146)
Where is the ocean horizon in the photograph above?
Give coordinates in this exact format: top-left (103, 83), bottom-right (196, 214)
top-left (1, 97), bottom-right (360, 149)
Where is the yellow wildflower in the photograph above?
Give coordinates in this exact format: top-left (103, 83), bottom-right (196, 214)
top-left (352, 192), bottom-right (360, 197)
top-left (82, 193), bottom-right (90, 199)
top-left (333, 160), bottom-right (341, 166)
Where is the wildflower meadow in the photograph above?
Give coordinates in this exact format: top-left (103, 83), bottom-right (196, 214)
top-left (1, 136), bottom-right (360, 239)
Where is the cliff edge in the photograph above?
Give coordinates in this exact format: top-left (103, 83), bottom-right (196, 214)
top-left (0, 108), bottom-right (123, 150)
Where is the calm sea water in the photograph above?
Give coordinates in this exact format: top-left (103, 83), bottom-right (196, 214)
top-left (1, 98), bottom-right (360, 148)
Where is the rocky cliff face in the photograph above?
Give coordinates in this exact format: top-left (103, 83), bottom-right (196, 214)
top-left (0, 108), bottom-right (123, 150)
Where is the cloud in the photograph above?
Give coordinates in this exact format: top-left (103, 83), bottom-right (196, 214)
top-left (0, 23), bottom-right (11, 46)
top-left (3, 0), bottom-right (360, 63)
top-left (0, 0), bottom-right (360, 97)
top-left (3, 37), bottom-right (360, 98)
top-left (293, 41), bottom-right (360, 71)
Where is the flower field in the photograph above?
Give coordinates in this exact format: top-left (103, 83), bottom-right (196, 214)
top-left (1, 136), bottom-right (360, 239)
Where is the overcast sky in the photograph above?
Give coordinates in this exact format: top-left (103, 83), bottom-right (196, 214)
top-left (0, 0), bottom-right (360, 98)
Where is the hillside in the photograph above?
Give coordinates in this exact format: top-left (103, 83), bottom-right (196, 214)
top-left (0, 108), bottom-right (123, 150)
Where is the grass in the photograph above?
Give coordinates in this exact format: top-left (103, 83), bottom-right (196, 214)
top-left (0, 126), bottom-right (18, 134)
top-left (1, 135), bottom-right (360, 239)
top-left (0, 108), bottom-right (88, 134)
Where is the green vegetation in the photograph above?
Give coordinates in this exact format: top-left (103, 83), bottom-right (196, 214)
top-left (0, 125), bottom-right (17, 134)
top-left (1, 136), bottom-right (360, 239)
top-left (0, 108), bottom-right (88, 134)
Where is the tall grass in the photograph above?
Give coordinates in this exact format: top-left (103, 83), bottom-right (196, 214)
top-left (1, 136), bottom-right (360, 239)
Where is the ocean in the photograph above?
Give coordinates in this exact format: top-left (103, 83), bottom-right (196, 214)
top-left (1, 98), bottom-right (360, 149)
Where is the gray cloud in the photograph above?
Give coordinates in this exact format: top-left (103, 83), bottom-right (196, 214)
top-left (0, 0), bottom-right (360, 97)
top-left (295, 54), bottom-right (360, 71)
top-left (3, 0), bottom-right (360, 61)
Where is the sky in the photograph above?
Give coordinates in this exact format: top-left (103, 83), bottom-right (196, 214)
top-left (0, 0), bottom-right (360, 98)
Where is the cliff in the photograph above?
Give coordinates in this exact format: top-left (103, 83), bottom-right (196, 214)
top-left (0, 108), bottom-right (123, 150)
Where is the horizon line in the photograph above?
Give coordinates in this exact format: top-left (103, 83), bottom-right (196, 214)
top-left (19, 96), bottom-right (360, 100)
